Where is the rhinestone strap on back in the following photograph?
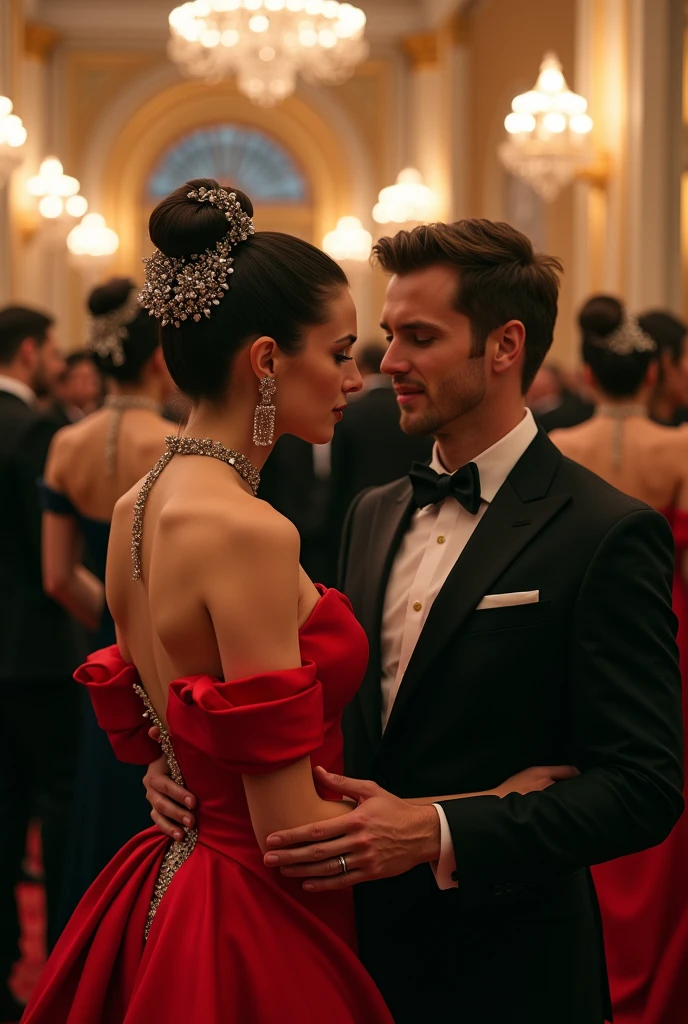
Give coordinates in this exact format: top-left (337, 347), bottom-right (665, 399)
top-left (132, 681), bottom-right (198, 940)
top-left (103, 395), bottom-right (163, 477)
top-left (131, 435), bottom-right (261, 580)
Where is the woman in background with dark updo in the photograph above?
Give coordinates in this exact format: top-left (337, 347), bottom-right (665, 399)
top-left (39, 277), bottom-right (175, 926)
top-left (551, 294), bottom-right (688, 1024)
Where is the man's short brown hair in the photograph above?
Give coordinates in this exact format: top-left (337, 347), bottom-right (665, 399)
top-left (372, 219), bottom-right (562, 392)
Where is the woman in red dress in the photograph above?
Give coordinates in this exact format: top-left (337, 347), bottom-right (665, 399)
top-left (552, 295), bottom-right (688, 1024)
top-left (24, 181), bottom-right (575, 1024)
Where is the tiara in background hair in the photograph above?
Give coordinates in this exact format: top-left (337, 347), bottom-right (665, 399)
top-left (86, 290), bottom-right (141, 366)
top-left (601, 313), bottom-right (657, 357)
top-left (138, 187), bottom-right (254, 328)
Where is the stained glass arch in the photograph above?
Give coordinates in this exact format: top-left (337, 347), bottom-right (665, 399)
top-left (147, 125), bottom-right (307, 202)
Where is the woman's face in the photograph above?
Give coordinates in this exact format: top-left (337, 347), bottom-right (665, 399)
top-left (275, 287), bottom-right (363, 445)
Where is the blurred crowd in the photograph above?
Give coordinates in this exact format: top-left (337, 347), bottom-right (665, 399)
top-left (1, 283), bottom-right (688, 1020)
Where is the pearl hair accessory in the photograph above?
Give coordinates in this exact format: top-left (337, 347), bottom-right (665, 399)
top-left (138, 186), bottom-right (254, 329)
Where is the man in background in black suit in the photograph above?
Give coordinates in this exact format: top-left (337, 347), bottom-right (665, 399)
top-left (0, 307), bottom-right (85, 1022)
top-left (327, 341), bottom-right (432, 547)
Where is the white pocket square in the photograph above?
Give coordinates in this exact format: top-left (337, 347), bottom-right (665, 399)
top-left (476, 590), bottom-right (539, 610)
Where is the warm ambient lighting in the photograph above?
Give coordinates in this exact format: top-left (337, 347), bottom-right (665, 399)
top-left (167, 0), bottom-right (368, 106)
top-left (322, 216), bottom-right (372, 262)
top-left (27, 157), bottom-right (88, 220)
top-left (499, 52), bottom-right (594, 201)
top-left (67, 213), bottom-right (120, 258)
top-left (0, 95), bottom-right (28, 186)
top-left (372, 168), bottom-right (436, 225)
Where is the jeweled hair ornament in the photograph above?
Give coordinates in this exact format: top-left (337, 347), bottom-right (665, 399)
top-left (138, 186), bottom-right (255, 329)
top-left (86, 290), bottom-right (142, 367)
top-left (599, 313), bottom-right (657, 357)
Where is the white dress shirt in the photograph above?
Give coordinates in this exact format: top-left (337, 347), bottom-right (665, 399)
top-left (379, 409), bottom-right (538, 887)
top-left (0, 374), bottom-right (36, 407)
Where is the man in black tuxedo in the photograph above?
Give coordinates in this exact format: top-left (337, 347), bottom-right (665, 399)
top-left (0, 308), bottom-right (84, 1021)
top-left (144, 221), bottom-right (682, 1024)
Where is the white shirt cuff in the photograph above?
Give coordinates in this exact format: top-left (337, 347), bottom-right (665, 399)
top-left (430, 803), bottom-right (458, 889)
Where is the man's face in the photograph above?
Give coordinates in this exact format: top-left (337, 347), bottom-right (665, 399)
top-left (33, 328), bottom-right (66, 399)
top-left (379, 265), bottom-right (486, 436)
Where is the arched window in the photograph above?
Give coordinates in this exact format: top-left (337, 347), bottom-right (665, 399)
top-left (147, 125), bottom-right (307, 202)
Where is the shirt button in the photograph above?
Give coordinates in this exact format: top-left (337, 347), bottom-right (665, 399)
top-left (437, 535), bottom-right (446, 544)
top-left (413, 601), bottom-right (422, 612)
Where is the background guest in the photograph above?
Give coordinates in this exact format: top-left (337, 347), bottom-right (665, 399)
top-left (527, 360), bottom-right (594, 432)
top-left (47, 352), bottom-right (103, 426)
top-left (0, 307), bottom-right (84, 1023)
top-left (550, 294), bottom-right (688, 1024)
top-left (325, 340), bottom-right (433, 561)
top-left (39, 278), bottom-right (175, 928)
top-left (637, 310), bottom-right (688, 425)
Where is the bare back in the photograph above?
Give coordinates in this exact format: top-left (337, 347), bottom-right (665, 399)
top-left (47, 407), bottom-right (172, 521)
top-left (551, 416), bottom-right (688, 511)
top-left (107, 452), bottom-right (320, 729)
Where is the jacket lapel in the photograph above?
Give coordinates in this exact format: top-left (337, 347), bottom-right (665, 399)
top-left (382, 430), bottom-right (570, 739)
top-left (355, 479), bottom-right (415, 748)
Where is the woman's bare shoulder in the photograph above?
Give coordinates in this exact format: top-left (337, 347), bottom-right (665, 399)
top-left (159, 493), bottom-right (299, 559)
top-left (549, 421), bottom-right (595, 455)
top-left (45, 412), bottom-right (107, 485)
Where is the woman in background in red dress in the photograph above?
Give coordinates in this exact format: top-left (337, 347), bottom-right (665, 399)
top-left (552, 294), bottom-right (688, 1024)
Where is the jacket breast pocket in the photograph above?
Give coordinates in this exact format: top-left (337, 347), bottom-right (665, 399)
top-left (462, 599), bottom-right (551, 635)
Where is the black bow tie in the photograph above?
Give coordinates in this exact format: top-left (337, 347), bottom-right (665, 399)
top-left (408, 461), bottom-right (482, 515)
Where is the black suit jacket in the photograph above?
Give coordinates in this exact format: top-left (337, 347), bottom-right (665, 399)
top-left (0, 390), bottom-right (85, 681)
top-left (339, 428), bottom-right (683, 1024)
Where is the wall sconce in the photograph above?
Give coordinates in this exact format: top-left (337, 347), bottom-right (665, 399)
top-left (322, 216), bottom-right (372, 263)
top-left (27, 156), bottom-right (88, 219)
top-left (373, 168), bottom-right (437, 225)
top-left (498, 52), bottom-right (594, 201)
top-left (0, 95), bottom-right (28, 187)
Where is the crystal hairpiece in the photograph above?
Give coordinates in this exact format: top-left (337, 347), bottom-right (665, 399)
top-left (602, 313), bottom-right (657, 357)
top-left (138, 187), bottom-right (254, 329)
top-left (86, 290), bottom-right (142, 366)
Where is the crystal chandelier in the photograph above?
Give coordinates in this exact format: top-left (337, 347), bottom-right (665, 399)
top-left (372, 168), bottom-right (436, 226)
top-left (0, 95), bottom-right (27, 187)
top-left (168, 0), bottom-right (368, 107)
top-left (498, 53), bottom-right (593, 202)
top-left (322, 216), bottom-right (371, 262)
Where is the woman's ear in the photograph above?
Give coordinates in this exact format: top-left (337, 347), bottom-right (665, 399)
top-left (249, 336), bottom-right (279, 380)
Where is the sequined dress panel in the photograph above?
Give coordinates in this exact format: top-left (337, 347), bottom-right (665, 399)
top-left (22, 587), bottom-right (393, 1024)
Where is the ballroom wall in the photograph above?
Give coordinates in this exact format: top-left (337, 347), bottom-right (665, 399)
top-left (0, 0), bottom-right (686, 364)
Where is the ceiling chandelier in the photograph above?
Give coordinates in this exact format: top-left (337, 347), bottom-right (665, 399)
top-left (498, 52), bottom-right (593, 202)
top-left (0, 94), bottom-right (27, 187)
top-left (322, 216), bottom-right (371, 262)
top-left (373, 168), bottom-right (437, 226)
top-left (168, 0), bottom-right (368, 107)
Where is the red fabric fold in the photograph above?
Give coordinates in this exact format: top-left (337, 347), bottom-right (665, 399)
top-left (74, 645), bottom-right (161, 764)
top-left (168, 660), bottom-right (324, 774)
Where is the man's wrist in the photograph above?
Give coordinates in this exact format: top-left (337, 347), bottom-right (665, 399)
top-left (415, 803), bottom-right (441, 863)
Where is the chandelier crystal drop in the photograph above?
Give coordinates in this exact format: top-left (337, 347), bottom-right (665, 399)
top-left (498, 52), bottom-right (593, 202)
top-left (167, 0), bottom-right (368, 107)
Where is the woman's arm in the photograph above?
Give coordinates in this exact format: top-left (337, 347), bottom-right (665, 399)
top-left (42, 511), bottom-right (104, 631)
top-left (202, 507), bottom-right (354, 854)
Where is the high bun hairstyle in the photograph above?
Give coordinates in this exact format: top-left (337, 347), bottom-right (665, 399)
top-left (88, 277), bottom-right (159, 383)
top-left (580, 294), bottom-right (657, 397)
top-left (147, 178), bottom-right (348, 403)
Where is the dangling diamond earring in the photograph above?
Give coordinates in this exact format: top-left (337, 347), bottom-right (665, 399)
top-left (253, 377), bottom-right (277, 446)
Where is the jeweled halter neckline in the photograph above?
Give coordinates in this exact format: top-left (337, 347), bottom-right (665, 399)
top-left (131, 435), bottom-right (261, 581)
top-left (595, 402), bottom-right (648, 470)
top-left (103, 395), bottom-right (163, 476)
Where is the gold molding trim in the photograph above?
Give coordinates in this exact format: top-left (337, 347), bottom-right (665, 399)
top-left (403, 32), bottom-right (438, 69)
top-left (574, 152), bottom-right (610, 189)
top-left (25, 22), bottom-right (62, 61)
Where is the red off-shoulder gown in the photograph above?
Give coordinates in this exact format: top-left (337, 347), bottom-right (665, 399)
top-left (593, 508), bottom-right (688, 1024)
top-left (22, 587), bottom-right (393, 1024)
